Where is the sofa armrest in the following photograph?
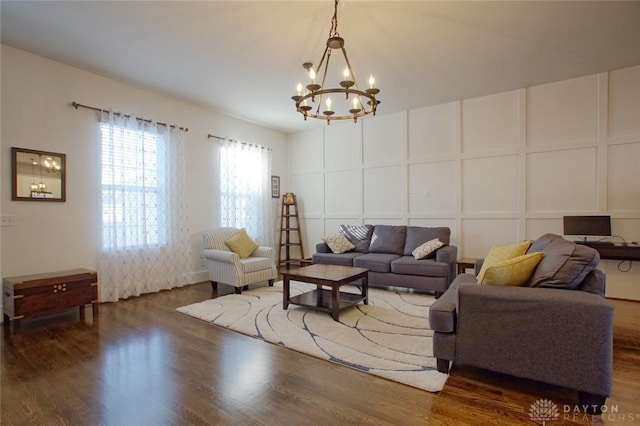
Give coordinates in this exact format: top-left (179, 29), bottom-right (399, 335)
top-left (436, 245), bottom-right (457, 265)
top-left (455, 283), bottom-right (613, 395)
top-left (201, 248), bottom-right (240, 264)
top-left (316, 242), bottom-right (331, 253)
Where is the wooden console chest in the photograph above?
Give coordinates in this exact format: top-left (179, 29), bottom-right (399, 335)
top-left (3, 268), bottom-right (98, 330)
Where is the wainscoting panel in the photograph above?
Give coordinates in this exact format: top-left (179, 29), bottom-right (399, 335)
top-left (526, 74), bottom-right (599, 147)
top-left (290, 173), bottom-right (324, 216)
top-left (462, 155), bottom-right (519, 214)
top-left (288, 128), bottom-right (324, 174)
top-left (324, 170), bottom-right (362, 216)
top-left (363, 165), bottom-right (404, 215)
top-left (408, 102), bottom-right (457, 160)
top-left (462, 90), bottom-right (519, 155)
top-left (299, 217), bottom-right (323, 257)
top-left (611, 218), bottom-right (640, 242)
top-left (362, 111), bottom-right (406, 165)
top-left (324, 121), bottom-right (362, 169)
top-left (608, 65), bottom-right (640, 139)
top-left (408, 161), bottom-right (456, 214)
top-left (462, 219), bottom-right (520, 258)
top-left (526, 147), bottom-right (598, 212)
top-left (525, 218), bottom-right (563, 241)
top-left (608, 142), bottom-right (640, 212)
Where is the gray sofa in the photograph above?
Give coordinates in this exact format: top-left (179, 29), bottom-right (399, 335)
top-left (429, 233), bottom-right (613, 413)
top-left (312, 225), bottom-right (457, 297)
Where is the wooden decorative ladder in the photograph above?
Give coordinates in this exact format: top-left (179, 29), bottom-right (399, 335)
top-left (278, 193), bottom-right (305, 269)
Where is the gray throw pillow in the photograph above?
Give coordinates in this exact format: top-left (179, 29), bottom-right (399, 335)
top-left (526, 233), bottom-right (564, 254)
top-left (339, 224), bottom-right (374, 253)
top-left (526, 237), bottom-right (600, 289)
top-left (369, 225), bottom-right (406, 255)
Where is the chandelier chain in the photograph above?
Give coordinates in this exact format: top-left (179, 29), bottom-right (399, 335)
top-left (330, 0), bottom-right (339, 37)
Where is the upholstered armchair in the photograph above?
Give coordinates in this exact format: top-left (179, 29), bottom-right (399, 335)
top-left (201, 227), bottom-right (277, 294)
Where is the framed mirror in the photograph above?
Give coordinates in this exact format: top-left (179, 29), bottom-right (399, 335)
top-left (11, 147), bottom-right (66, 202)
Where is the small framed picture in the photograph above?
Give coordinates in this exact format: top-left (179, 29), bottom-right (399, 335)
top-left (271, 175), bottom-right (280, 198)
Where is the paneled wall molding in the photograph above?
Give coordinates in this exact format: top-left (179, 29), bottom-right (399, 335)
top-left (608, 137), bottom-right (640, 146)
top-left (524, 141), bottom-right (601, 154)
top-left (289, 63), bottom-right (640, 300)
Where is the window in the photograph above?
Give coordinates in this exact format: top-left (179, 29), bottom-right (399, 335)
top-left (219, 140), bottom-right (273, 245)
top-left (100, 123), bottom-right (166, 250)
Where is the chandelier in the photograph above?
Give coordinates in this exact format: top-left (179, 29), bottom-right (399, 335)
top-left (29, 157), bottom-right (47, 193)
top-left (291, 0), bottom-right (380, 124)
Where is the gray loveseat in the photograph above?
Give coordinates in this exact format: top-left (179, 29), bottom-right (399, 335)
top-left (429, 233), bottom-right (613, 413)
top-left (312, 225), bottom-right (457, 297)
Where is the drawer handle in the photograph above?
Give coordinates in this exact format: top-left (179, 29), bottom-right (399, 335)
top-left (53, 284), bottom-right (67, 293)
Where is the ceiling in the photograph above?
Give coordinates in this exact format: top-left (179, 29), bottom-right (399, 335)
top-left (2, 1), bottom-right (640, 134)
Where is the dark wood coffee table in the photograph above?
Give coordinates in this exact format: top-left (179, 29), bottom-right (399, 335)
top-left (281, 264), bottom-right (369, 321)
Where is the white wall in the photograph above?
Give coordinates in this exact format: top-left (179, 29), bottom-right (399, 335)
top-left (288, 64), bottom-right (640, 301)
top-left (1, 45), bottom-right (288, 289)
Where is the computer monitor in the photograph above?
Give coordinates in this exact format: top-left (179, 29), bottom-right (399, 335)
top-left (563, 215), bottom-right (611, 239)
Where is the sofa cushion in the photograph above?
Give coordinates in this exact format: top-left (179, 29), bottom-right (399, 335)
top-left (339, 224), bottom-right (374, 253)
top-left (412, 238), bottom-right (444, 260)
top-left (322, 233), bottom-right (355, 254)
top-left (225, 228), bottom-right (259, 259)
top-left (476, 241), bottom-right (532, 283)
top-left (312, 251), bottom-right (364, 267)
top-left (404, 226), bottom-right (451, 255)
top-left (369, 225), bottom-right (406, 255)
top-left (479, 252), bottom-right (544, 286)
top-left (353, 253), bottom-right (401, 273)
top-left (391, 256), bottom-right (449, 277)
top-left (526, 236), bottom-right (600, 289)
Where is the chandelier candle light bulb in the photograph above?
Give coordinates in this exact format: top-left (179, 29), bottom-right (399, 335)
top-left (291, 0), bottom-right (380, 123)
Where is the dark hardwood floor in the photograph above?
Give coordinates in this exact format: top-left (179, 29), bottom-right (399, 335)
top-left (2, 281), bottom-right (639, 425)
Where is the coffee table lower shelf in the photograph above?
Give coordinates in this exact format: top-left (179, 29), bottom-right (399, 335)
top-left (288, 288), bottom-right (366, 313)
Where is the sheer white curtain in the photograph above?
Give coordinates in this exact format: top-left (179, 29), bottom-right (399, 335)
top-left (219, 139), bottom-right (274, 246)
top-left (98, 111), bottom-right (192, 302)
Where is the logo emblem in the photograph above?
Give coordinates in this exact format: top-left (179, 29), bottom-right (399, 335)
top-left (529, 399), bottom-right (559, 425)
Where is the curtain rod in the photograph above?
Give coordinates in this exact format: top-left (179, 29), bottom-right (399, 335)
top-left (207, 134), bottom-right (272, 151)
top-left (71, 101), bottom-right (188, 132)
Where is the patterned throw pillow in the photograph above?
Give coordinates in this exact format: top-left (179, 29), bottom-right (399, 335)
top-left (479, 252), bottom-right (544, 286)
top-left (225, 229), bottom-right (259, 259)
top-left (322, 233), bottom-right (355, 254)
top-left (339, 224), bottom-right (374, 253)
top-left (476, 241), bottom-right (532, 283)
top-left (412, 238), bottom-right (444, 260)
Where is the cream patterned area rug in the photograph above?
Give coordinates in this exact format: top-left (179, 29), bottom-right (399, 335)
top-left (176, 281), bottom-right (448, 392)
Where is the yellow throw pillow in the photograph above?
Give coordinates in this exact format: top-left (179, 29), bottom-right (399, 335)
top-left (476, 241), bottom-right (532, 283)
top-left (479, 252), bottom-right (544, 286)
top-left (225, 229), bottom-right (259, 259)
